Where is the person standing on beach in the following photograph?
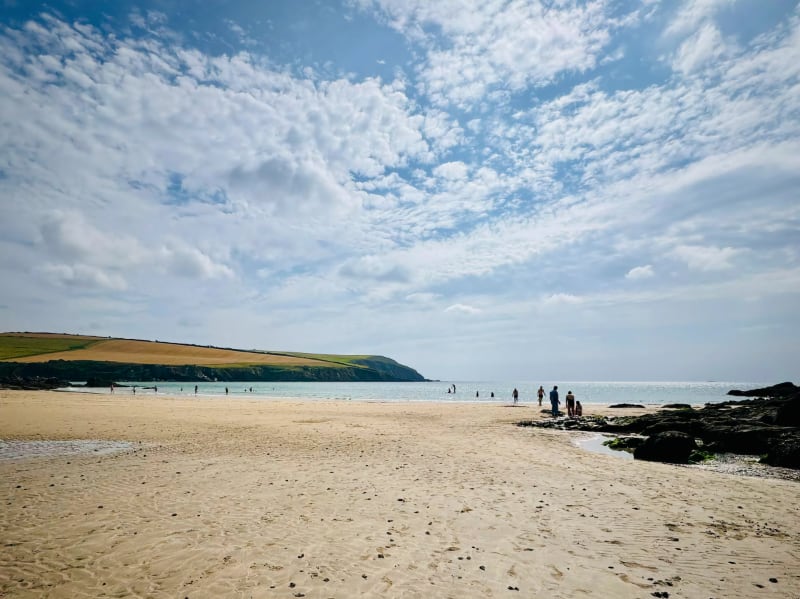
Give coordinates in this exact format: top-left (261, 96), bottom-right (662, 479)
top-left (575, 400), bottom-right (583, 417)
top-left (549, 385), bottom-right (560, 417)
top-left (537, 386), bottom-right (544, 406)
top-left (565, 390), bottom-right (576, 417)
top-left (512, 388), bottom-right (519, 405)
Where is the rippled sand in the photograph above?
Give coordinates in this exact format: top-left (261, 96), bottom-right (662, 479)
top-left (1, 390), bottom-right (798, 598)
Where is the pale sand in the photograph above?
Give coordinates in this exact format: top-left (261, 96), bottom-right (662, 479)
top-left (1, 391), bottom-right (798, 598)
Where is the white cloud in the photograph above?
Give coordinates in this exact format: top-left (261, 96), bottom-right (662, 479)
top-left (671, 245), bottom-right (744, 271)
top-left (339, 255), bottom-right (410, 282)
top-left (40, 263), bottom-right (128, 291)
top-left (444, 303), bottom-right (481, 315)
top-left (353, 0), bottom-right (633, 106)
top-left (158, 243), bottom-right (234, 280)
top-left (406, 292), bottom-right (439, 303)
top-left (672, 23), bottom-right (730, 73)
top-left (666, 0), bottom-right (736, 37)
top-left (432, 161), bottom-right (468, 180)
top-left (541, 293), bottom-right (582, 307)
top-left (626, 265), bottom-right (655, 280)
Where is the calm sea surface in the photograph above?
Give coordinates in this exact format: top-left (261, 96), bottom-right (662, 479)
top-left (62, 380), bottom-right (767, 405)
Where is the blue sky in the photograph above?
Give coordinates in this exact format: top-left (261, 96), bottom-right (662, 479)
top-left (1, 0), bottom-right (798, 381)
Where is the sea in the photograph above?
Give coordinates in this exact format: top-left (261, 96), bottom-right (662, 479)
top-left (60, 380), bottom-right (768, 405)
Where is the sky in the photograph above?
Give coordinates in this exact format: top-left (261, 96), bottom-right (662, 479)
top-left (1, 0), bottom-right (798, 382)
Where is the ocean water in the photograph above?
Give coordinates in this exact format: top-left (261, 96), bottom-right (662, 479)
top-left (62, 380), bottom-right (767, 405)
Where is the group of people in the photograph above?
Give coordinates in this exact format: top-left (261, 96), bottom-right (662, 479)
top-left (514, 385), bottom-right (583, 417)
top-left (546, 385), bottom-right (582, 418)
top-left (447, 384), bottom-right (583, 417)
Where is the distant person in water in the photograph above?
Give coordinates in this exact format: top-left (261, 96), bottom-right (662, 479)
top-left (490, 391), bottom-right (494, 398)
top-left (537, 386), bottom-right (544, 406)
top-left (549, 385), bottom-right (560, 417)
top-left (154, 386), bottom-right (158, 394)
top-left (512, 388), bottom-right (519, 405)
top-left (194, 385), bottom-right (198, 394)
top-left (575, 400), bottom-right (583, 417)
top-left (225, 387), bottom-right (229, 395)
top-left (132, 386), bottom-right (136, 395)
top-left (566, 390), bottom-right (576, 417)
top-left (447, 387), bottom-right (451, 394)
top-left (476, 391), bottom-right (479, 397)
top-left (110, 383), bottom-right (114, 394)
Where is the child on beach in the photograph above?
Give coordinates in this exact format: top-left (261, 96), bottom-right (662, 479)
top-left (575, 401), bottom-right (583, 417)
top-left (537, 386), bottom-right (544, 406)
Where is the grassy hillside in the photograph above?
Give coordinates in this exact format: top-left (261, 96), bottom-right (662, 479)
top-left (0, 333), bottom-right (426, 382)
top-left (0, 333), bottom-right (104, 361)
top-left (0, 334), bottom-right (342, 367)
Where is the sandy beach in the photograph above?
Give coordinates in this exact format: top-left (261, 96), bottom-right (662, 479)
top-left (1, 390), bottom-right (798, 598)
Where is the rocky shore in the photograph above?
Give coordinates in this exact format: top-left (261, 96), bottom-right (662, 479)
top-left (0, 376), bottom-right (71, 390)
top-left (518, 382), bottom-right (800, 469)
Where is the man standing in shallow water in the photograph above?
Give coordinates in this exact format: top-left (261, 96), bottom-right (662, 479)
top-left (549, 385), bottom-right (560, 417)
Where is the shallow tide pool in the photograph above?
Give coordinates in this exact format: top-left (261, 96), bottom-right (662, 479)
top-left (0, 439), bottom-right (135, 461)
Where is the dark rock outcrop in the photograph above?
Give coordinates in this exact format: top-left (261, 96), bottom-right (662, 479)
top-left (0, 376), bottom-right (71, 390)
top-left (763, 436), bottom-right (800, 469)
top-left (727, 382), bottom-right (797, 397)
top-left (775, 396), bottom-right (800, 427)
top-left (634, 431), bottom-right (698, 464)
top-left (518, 383), bottom-right (800, 469)
top-left (609, 403), bottom-right (645, 408)
top-left (85, 377), bottom-right (123, 388)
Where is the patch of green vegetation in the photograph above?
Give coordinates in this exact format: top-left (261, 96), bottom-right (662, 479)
top-left (0, 335), bottom-right (99, 361)
top-left (602, 437), bottom-right (642, 453)
top-left (266, 352), bottom-right (371, 368)
top-left (688, 449), bottom-right (715, 463)
top-left (206, 362), bottom-right (329, 369)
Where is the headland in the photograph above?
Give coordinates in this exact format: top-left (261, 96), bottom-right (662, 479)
top-left (0, 332), bottom-right (426, 384)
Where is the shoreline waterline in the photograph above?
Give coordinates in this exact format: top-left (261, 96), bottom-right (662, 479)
top-left (60, 379), bottom-right (768, 405)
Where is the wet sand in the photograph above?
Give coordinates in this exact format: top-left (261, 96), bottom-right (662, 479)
top-left (1, 390), bottom-right (798, 598)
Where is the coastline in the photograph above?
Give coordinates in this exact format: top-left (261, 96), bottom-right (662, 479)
top-left (2, 389), bottom-right (798, 598)
top-left (52, 379), bottom-right (763, 406)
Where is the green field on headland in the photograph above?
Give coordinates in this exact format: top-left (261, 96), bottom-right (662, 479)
top-left (0, 333), bottom-right (103, 361)
top-left (0, 333), bottom-right (426, 383)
